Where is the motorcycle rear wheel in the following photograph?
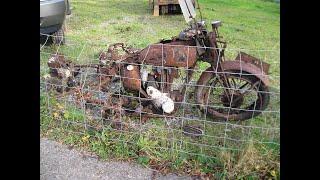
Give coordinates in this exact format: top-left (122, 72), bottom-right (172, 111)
top-left (195, 68), bottom-right (270, 121)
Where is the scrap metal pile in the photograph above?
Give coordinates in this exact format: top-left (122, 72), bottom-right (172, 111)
top-left (43, 42), bottom-right (199, 132)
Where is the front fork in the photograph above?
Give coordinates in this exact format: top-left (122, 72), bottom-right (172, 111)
top-left (211, 41), bottom-right (234, 102)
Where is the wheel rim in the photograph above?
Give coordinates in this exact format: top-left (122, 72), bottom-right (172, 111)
top-left (201, 73), bottom-right (264, 118)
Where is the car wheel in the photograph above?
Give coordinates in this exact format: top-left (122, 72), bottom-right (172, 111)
top-left (52, 28), bottom-right (65, 45)
top-left (66, 0), bottom-right (71, 15)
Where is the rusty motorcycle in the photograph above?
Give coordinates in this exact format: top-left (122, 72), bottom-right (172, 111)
top-left (110, 19), bottom-right (271, 121)
top-left (47, 2), bottom-right (270, 122)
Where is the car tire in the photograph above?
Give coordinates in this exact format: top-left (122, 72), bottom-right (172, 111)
top-left (66, 0), bottom-right (71, 15)
top-left (52, 27), bottom-right (65, 45)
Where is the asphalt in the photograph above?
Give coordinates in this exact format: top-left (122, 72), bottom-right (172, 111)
top-left (40, 138), bottom-right (192, 180)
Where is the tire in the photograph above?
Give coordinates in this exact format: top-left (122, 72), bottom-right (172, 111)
top-left (52, 27), bottom-right (65, 45)
top-left (66, 0), bottom-right (71, 15)
top-left (195, 68), bottom-right (270, 121)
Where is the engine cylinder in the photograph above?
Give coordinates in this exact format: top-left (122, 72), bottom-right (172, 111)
top-left (121, 64), bottom-right (141, 91)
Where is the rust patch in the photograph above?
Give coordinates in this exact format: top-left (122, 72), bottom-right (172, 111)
top-left (121, 64), bottom-right (141, 91)
top-left (235, 51), bottom-right (270, 74)
top-left (221, 61), bottom-right (269, 86)
top-left (138, 40), bottom-right (197, 68)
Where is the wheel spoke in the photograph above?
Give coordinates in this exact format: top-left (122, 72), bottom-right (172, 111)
top-left (238, 81), bottom-right (249, 90)
top-left (239, 81), bottom-right (260, 96)
top-left (206, 73), bottom-right (264, 114)
top-left (231, 78), bottom-right (237, 89)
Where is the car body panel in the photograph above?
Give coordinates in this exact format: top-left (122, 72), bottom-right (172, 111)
top-left (40, 0), bottom-right (69, 34)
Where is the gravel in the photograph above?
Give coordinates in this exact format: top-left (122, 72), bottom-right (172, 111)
top-left (40, 138), bottom-right (192, 180)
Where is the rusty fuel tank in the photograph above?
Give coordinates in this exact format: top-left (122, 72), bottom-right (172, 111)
top-left (138, 41), bottom-right (197, 68)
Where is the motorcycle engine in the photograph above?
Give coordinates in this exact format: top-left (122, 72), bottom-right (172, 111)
top-left (140, 66), bottom-right (185, 114)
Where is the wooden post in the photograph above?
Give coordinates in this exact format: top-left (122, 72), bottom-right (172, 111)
top-left (153, 1), bottom-right (159, 16)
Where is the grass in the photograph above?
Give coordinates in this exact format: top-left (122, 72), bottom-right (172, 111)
top-left (40, 0), bottom-right (279, 179)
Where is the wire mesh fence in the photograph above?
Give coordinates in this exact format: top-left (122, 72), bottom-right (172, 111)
top-left (40, 32), bottom-right (279, 163)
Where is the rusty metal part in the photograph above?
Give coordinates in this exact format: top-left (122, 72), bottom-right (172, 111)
top-left (235, 51), bottom-right (270, 74)
top-left (48, 53), bottom-right (75, 79)
top-left (47, 53), bottom-right (73, 69)
top-left (107, 43), bottom-right (125, 61)
top-left (100, 77), bottom-right (112, 92)
top-left (103, 43), bottom-right (140, 62)
top-left (95, 63), bottom-right (119, 92)
top-left (138, 40), bottom-right (197, 68)
top-left (98, 65), bottom-right (117, 78)
top-left (121, 64), bottom-right (141, 91)
top-left (99, 51), bottom-right (108, 61)
top-left (169, 90), bottom-right (183, 102)
top-left (220, 61), bottom-right (269, 86)
top-left (99, 96), bottom-right (126, 121)
top-left (168, 68), bottom-right (178, 81)
top-left (195, 65), bottom-right (270, 121)
top-left (205, 32), bottom-right (219, 64)
top-left (161, 68), bottom-right (180, 92)
top-left (221, 91), bottom-right (244, 108)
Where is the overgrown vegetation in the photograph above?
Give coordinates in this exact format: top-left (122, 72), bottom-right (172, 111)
top-left (40, 0), bottom-right (279, 179)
